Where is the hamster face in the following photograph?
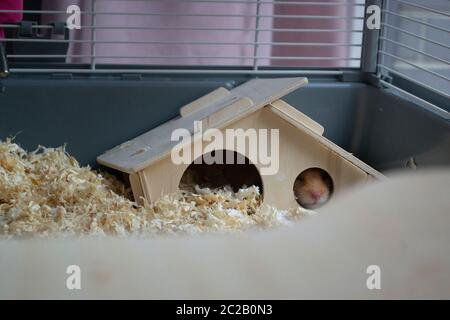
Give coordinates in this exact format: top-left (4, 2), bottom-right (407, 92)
top-left (294, 168), bottom-right (333, 209)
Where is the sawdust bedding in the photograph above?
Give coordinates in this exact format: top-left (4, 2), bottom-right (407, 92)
top-left (0, 139), bottom-right (313, 238)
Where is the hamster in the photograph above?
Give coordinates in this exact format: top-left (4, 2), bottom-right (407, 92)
top-left (293, 168), bottom-right (333, 209)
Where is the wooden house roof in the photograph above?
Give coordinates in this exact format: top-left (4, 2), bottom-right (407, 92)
top-left (97, 77), bottom-right (308, 173)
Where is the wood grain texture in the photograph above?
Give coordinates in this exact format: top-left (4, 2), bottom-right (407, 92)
top-left (97, 77), bottom-right (308, 173)
top-left (179, 87), bottom-right (230, 117)
top-left (139, 106), bottom-right (383, 209)
top-left (270, 99), bottom-right (324, 136)
top-left (128, 173), bottom-right (144, 205)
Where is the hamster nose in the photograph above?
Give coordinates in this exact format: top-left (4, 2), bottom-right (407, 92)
top-left (310, 191), bottom-right (322, 200)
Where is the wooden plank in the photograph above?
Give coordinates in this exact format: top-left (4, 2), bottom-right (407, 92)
top-left (129, 173), bottom-right (144, 205)
top-left (140, 159), bottom-right (188, 204)
top-left (97, 77), bottom-right (308, 174)
top-left (180, 87), bottom-right (230, 117)
top-left (201, 97), bottom-right (253, 130)
top-left (267, 105), bottom-right (385, 181)
top-left (138, 171), bottom-right (152, 203)
top-left (269, 99), bottom-right (324, 136)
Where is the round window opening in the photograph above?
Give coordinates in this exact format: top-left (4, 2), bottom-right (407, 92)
top-left (179, 149), bottom-right (264, 201)
top-left (293, 168), bottom-right (334, 209)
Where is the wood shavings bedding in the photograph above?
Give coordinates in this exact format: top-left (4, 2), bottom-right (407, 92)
top-left (0, 139), bottom-right (313, 238)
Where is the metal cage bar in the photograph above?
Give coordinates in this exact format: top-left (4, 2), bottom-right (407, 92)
top-left (0, 0), bottom-right (447, 116)
top-left (0, 24), bottom-right (365, 33)
top-left (0, 0), bottom-right (366, 72)
top-left (377, 0), bottom-right (450, 115)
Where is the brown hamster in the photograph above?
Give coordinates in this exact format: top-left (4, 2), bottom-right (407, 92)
top-left (293, 168), bottom-right (333, 209)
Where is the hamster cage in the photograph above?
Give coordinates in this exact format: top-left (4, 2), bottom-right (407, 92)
top-left (1, 0), bottom-right (450, 300)
top-left (0, 0), bottom-right (449, 177)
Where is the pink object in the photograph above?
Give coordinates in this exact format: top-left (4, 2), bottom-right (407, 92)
top-left (39, 1), bottom-right (354, 67)
top-left (272, 4), bottom-right (352, 68)
top-left (0, 0), bottom-right (23, 39)
top-left (42, 0), bottom-right (273, 66)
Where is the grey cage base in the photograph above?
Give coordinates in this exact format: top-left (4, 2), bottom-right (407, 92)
top-left (0, 74), bottom-right (448, 175)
